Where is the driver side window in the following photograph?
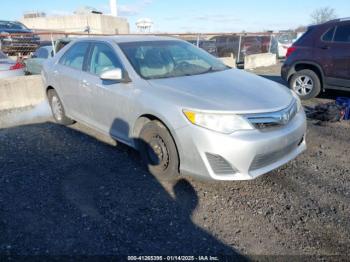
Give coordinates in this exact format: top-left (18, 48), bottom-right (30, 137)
top-left (89, 43), bottom-right (123, 76)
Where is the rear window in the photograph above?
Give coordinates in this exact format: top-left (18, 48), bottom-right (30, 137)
top-left (294, 26), bottom-right (315, 45)
top-left (334, 24), bottom-right (350, 42)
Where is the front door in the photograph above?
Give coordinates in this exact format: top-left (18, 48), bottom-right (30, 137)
top-left (80, 42), bottom-right (134, 143)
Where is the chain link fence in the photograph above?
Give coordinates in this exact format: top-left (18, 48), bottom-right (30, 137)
top-left (0, 31), bottom-right (298, 73)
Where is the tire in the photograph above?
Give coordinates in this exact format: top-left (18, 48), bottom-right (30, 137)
top-left (289, 69), bottom-right (321, 100)
top-left (47, 89), bottom-right (75, 125)
top-left (139, 120), bottom-right (179, 180)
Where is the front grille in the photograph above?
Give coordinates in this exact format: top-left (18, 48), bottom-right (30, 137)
top-left (245, 100), bottom-right (298, 130)
top-left (249, 139), bottom-right (301, 171)
top-left (1, 35), bottom-right (40, 53)
top-left (206, 153), bottom-right (236, 175)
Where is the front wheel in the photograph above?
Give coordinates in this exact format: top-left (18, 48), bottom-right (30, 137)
top-left (139, 120), bottom-right (179, 180)
top-left (47, 89), bottom-right (75, 125)
top-left (290, 69), bottom-right (321, 100)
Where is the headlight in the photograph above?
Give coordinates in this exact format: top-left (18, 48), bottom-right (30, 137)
top-left (183, 110), bottom-right (254, 134)
top-left (291, 90), bottom-right (302, 112)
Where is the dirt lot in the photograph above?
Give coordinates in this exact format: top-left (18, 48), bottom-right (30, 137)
top-left (0, 64), bottom-right (349, 258)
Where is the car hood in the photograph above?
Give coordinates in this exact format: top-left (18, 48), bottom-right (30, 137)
top-left (147, 69), bottom-right (293, 114)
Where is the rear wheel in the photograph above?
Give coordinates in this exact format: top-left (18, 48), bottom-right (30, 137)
top-left (47, 89), bottom-right (75, 125)
top-left (139, 120), bottom-right (179, 180)
top-left (290, 69), bottom-right (321, 100)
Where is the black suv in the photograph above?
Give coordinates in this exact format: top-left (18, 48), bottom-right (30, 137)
top-left (282, 18), bottom-right (350, 99)
top-left (0, 20), bottom-right (40, 55)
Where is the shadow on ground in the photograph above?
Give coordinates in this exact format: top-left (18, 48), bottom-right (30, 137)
top-left (0, 122), bottom-right (244, 257)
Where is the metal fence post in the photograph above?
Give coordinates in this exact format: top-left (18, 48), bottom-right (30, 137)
top-left (237, 35), bottom-right (242, 63)
top-left (268, 34), bottom-right (273, 53)
top-left (51, 33), bottom-right (56, 56)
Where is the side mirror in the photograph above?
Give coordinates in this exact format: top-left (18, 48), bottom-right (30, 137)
top-left (100, 68), bottom-right (123, 81)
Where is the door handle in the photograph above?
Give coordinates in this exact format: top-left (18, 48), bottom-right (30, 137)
top-left (82, 79), bottom-right (90, 87)
top-left (319, 45), bottom-right (330, 50)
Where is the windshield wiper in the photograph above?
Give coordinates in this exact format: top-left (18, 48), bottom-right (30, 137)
top-left (197, 66), bottom-right (221, 75)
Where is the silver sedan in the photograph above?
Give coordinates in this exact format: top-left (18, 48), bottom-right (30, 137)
top-left (42, 36), bottom-right (306, 181)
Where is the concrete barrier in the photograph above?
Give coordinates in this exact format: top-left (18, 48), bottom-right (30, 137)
top-left (244, 53), bottom-right (277, 70)
top-left (219, 53), bottom-right (236, 68)
top-left (0, 75), bottom-right (45, 111)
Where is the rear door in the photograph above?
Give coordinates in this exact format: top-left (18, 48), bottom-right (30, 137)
top-left (55, 41), bottom-right (90, 120)
top-left (331, 22), bottom-right (350, 87)
top-left (321, 22), bottom-right (350, 88)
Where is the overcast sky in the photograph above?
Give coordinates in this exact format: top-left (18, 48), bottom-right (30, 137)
top-left (2, 0), bottom-right (350, 32)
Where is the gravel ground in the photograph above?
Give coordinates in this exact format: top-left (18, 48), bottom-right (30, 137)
top-left (0, 65), bottom-right (349, 258)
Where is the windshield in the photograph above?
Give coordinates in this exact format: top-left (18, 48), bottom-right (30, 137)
top-left (277, 34), bottom-right (296, 44)
top-left (0, 21), bottom-right (28, 30)
top-left (118, 40), bottom-right (228, 79)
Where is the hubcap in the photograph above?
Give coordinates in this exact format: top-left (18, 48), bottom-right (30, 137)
top-left (147, 135), bottom-right (169, 171)
top-left (51, 96), bottom-right (63, 121)
top-left (293, 75), bottom-right (314, 96)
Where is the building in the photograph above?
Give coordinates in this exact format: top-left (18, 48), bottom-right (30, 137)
top-left (21, 5), bottom-right (129, 34)
top-left (136, 18), bottom-right (154, 33)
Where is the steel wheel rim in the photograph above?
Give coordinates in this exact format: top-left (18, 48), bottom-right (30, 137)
top-left (51, 96), bottom-right (63, 121)
top-left (147, 135), bottom-right (169, 171)
top-left (293, 75), bottom-right (314, 96)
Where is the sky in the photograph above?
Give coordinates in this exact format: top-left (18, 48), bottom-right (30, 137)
top-left (1, 0), bottom-right (350, 33)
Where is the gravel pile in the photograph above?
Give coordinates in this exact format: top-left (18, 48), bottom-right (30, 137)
top-left (0, 119), bottom-right (349, 256)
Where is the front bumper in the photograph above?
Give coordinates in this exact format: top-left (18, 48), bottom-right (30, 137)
top-left (176, 110), bottom-right (307, 181)
top-left (281, 62), bottom-right (294, 82)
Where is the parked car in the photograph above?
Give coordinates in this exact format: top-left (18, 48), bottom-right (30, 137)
top-left (212, 35), bottom-right (274, 64)
top-left (0, 50), bottom-right (24, 79)
top-left (275, 33), bottom-right (295, 58)
top-left (187, 40), bottom-right (218, 56)
top-left (0, 20), bottom-right (40, 55)
top-left (240, 37), bottom-right (261, 58)
top-left (42, 36), bottom-right (306, 181)
top-left (282, 18), bottom-right (350, 99)
top-left (25, 45), bottom-right (53, 75)
top-left (24, 38), bottom-right (74, 75)
top-left (211, 35), bottom-right (241, 59)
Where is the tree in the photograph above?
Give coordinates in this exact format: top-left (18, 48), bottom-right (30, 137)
top-left (311, 7), bottom-right (337, 24)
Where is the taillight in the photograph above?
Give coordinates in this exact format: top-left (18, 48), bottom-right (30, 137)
top-left (286, 46), bottom-right (297, 58)
top-left (10, 62), bottom-right (25, 70)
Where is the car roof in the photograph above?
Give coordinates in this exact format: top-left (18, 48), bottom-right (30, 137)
top-left (0, 20), bottom-right (22, 24)
top-left (73, 35), bottom-right (181, 44)
top-left (324, 17), bottom-right (350, 24)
